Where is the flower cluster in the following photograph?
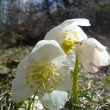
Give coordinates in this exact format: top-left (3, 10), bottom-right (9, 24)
top-left (12, 19), bottom-right (110, 110)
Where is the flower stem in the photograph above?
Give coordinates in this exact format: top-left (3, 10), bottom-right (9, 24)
top-left (72, 53), bottom-right (79, 103)
top-left (27, 92), bottom-right (37, 110)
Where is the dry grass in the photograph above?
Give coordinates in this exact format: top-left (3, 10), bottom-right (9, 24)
top-left (0, 35), bottom-right (110, 110)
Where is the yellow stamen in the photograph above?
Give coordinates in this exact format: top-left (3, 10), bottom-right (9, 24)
top-left (61, 30), bottom-right (80, 55)
top-left (25, 60), bottom-right (62, 94)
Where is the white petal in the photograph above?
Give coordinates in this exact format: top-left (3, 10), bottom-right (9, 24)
top-left (60, 19), bottom-right (90, 28)
top-left (32, 39), bottom-right (61, 52)
top-left (39, 90), bottom-right (68, 110)
top-left (30, 40), bottom-right (66, 63)
top-left (44, 19), bottom-right (90, 44)
top-left (16, 55), bottom-right (28, 77)
top-left (55, 64), bottom-right (72, 91)
top-left (62, 53), bottom-right (75, 69)
top-left (62, 25), bottom-right (87, 41)
top-left (12, 77), bottom-right (34, 102)
top-left (92, 49), bottom-right (100, 66)
top-left (98, 49), bottom-right (110, 66)
top-left (44, 26), bottom-right (63, 45)
top-left (16, 54), bottom-right (37, 77)
top-left (78, 42), bottom-right (95, 63)
top-left (83, 38), bottom-right (105, 51)
top-left (82, 63), bottom-right (98, 73)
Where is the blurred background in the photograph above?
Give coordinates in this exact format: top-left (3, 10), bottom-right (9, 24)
top-left (0, 0), bottom-right (110, 49)
top-left (0, 1), bottom-right (110, 110)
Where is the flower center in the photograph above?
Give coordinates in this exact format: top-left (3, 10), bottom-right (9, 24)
top-left (61, 30), bottom-right (80, 55)
top-left (25, 60), bottom-right (61, 95)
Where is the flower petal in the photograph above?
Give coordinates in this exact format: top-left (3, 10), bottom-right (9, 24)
top-left (82, 63), bottom-right (98, 73)
top-left (62, 53), bottom-right (75, 69)
top-left (83, 38), bottom-right (105, 51)
top-left (60, 19), bottom-right (91, 28)
top-left (62, 25), bottom-right (87, 41)
top-left (55, 64), bottom-right (72, 91)
top-left (39, 90), bottom-right (68, 110)
top-left (92, 49), bottom-right (100, 66)
top-left (16, 55), bottom-right (28, 77)
top-left (98, 49), bottom-right (110, 66)
top-left (44, 26), bottom-right (63, 45)
top-left (44, 19), bottom-right (90, 44)
top-left (12, 77), bottom-right (34, 102)
top-left (78, 42), bottom-right (95, 63)
top-left (30, 40), bottom-right (66, 63)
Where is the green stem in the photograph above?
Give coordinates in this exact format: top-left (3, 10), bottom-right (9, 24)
top-left (72, 53), bottom-right (79, 104)
top-left (27, 92), bottom-right (37, 110)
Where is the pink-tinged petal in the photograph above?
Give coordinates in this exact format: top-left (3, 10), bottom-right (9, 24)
top-left (44, 26), bottom-right (63, 45)
top-left (78, 38), bottom-right (110, 73)
top-left (55, 64), bottom-right (72, 91)
top-left (39, 90), bottom-right (68, 110)
top-left (82, 63), bottom-right (98, 73)
top-left (30, 40), bottom-right (66, 63)
top-left (12, 77), bottom-right (34, 102)
top-left (78, 42), bottom-right (95, 63)
top-left (92, 49), bottom-right (100, 66)
top-left (98, 49), bottom-right (110, 66)
top-left (83, 38), bottom-right (105, 51)
top-left (60, 19), bottom-right (90, 28)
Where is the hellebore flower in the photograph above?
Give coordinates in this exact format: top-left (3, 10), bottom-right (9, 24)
top-left (45, 18), bottom-right (90, 54)
top-left (78, 38), bottom-right (110, 73)
top-left (12, 40), bottom-right (72, 110)
top-left (44, 18), bottom-right (90, 67)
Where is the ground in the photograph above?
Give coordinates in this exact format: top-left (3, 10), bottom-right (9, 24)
top-left (0, 34), bottom-right (110, 110)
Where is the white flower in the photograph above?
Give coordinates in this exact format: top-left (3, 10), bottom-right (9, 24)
top-left (44, 18), bottom-right (90, 67)
top-left (12, 40), bottom-right (72, 110)
top-left (44, 18), bottom-right (90, 53)
top-left (78, 38), bottom-right (110, 73)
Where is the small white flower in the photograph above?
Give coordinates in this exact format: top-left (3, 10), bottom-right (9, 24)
top-left (78, 38), bottom-right (110, 73)
top-left (44, 18), bottom-right (90, 67)
top-left (12, 40), bottom-right (72, 110)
